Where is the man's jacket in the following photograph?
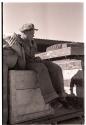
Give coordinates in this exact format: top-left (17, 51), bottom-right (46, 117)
top-left (3, 33), bottom-right (37, 68)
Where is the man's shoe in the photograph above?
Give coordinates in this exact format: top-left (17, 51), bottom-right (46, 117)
top-left (58, 97), bottom-right (73, 109)
top-left (50, 98), bottom-right (63, 110)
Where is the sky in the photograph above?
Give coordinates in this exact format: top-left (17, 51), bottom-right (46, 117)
top-left (3, 2), bottom-right (83, 42)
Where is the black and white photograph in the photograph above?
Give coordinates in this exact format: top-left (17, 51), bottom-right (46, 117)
top-left (2, 2), bottom-right (84, 125)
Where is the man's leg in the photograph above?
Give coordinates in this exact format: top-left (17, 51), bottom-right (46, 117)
top-left (43, 61), bottom-right (73, 109)
top-left (43, 61), bottom-right (66, 97)
top-left (27, 62), bottom-right (59, 104)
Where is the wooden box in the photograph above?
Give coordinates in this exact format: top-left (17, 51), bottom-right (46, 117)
top-left (9, 70), bottom-right (53, 124)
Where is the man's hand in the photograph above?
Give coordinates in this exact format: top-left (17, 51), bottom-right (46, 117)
top-left (34, 56), bottom-right (42, 63)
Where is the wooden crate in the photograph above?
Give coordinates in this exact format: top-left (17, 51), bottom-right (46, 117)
top-left (9, 70), bottom-right (53, 124)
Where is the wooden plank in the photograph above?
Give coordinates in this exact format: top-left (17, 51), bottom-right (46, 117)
top-left (9, 71), bottom-right (17, 124)
top-left (16, 109), bottom-right (53, 124)
top-left (46, 42), bottom-right (84, 52)
top-left (9, 70), bottom-right (38, 90)
top-left (46, 43), bottom-right (67, 51)
top-left (35, 46), bottom-right (84, 60)
top-left (16, 88), bottom-right (49, 115)
top-left (71, 46), bottom-right (84, 56)
top-left (35, 47), bottom-right (71, 59)
top-left (15, 109), bottom-right (84, 124)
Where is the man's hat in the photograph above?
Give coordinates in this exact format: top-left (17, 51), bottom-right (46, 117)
top-left (19, 23), bottom-right (38, 32)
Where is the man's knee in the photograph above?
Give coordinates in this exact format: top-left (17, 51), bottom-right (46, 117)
top-left (55, 64), bottom-right (62, 72)
top-left (45, 61), bottom-right (62, 72)
top-left (35, 63), bottom-right (48, 73)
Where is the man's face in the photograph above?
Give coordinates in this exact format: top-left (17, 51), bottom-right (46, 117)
top-left (24, 29), bottom-right (35, 40)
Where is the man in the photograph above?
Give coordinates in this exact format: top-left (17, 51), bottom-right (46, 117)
top-left (70, 58), bottom-right (84, 97)
top-left (70, 69), bottom-right (84, 97)
top-left (3, 23), bottom-right (70, 124)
